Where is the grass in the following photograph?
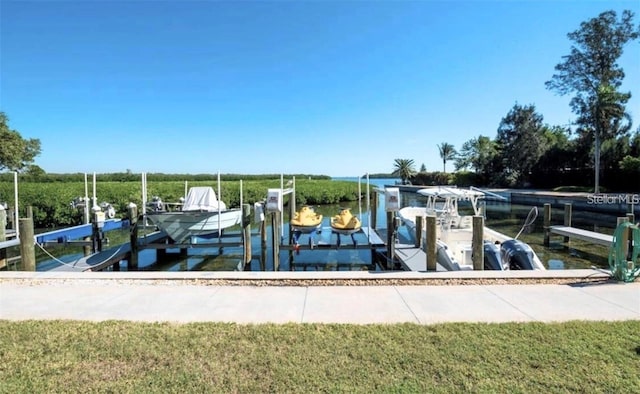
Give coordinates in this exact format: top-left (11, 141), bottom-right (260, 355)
top-left (1, 321), bottom-right (639, 393)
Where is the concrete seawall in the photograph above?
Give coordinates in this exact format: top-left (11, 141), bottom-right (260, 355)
top-left (508, 191), bottom-right (637, 216)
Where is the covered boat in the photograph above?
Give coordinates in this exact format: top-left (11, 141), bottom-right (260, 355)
top-left (146, 186), bottom-right (242, 243)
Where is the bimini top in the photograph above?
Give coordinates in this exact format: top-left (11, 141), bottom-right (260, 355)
top-left (416, 186), bottom-right (484, 201)
top-left (182, 186), bottom-right (227, 212)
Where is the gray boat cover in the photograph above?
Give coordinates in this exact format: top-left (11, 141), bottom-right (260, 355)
top-left (182, 187), bottom-right (227, 212)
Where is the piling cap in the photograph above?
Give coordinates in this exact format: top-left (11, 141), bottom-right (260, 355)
top-left (127, 202), bottom-right (137, 208)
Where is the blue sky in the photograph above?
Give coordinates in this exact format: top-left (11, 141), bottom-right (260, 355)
top-left (1, 1), bottom-right (638, 177)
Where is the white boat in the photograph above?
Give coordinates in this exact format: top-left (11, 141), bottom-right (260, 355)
top-left (146, 186), bottom-right (242, 243)
top-left (397, 186), bottom-right (545, 271)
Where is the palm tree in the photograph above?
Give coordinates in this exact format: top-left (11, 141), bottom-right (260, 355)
top-left (392, 159), bottom-right (416, 184)
top-left (437, 142), bottom-right (457, 173)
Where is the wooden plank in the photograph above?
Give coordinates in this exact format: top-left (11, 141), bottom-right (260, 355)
top-left (549, 226), bottom-right (612, 247)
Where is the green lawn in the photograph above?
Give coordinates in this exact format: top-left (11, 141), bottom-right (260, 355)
top-left (1, 321), bottom-right (639, 393)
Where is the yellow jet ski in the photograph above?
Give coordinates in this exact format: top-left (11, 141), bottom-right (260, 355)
top-left (330, 208), bottom-right (361, 235)
top-left (290, 205), bottom-right (323, 233)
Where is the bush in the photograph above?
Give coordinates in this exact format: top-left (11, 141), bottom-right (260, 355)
top-left (0, 179), bottom-right (364, 228)
top-left (410, 171), bottom-right (453, 186)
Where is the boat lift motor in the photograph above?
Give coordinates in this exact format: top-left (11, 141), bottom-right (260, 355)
top-left (385, 188), bottom-right (401, 212)
top-left (266, 189), bottom-right (283, 213)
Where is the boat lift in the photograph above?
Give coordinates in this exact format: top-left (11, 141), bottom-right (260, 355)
top-left (262, 174), bottom-right (385, 270)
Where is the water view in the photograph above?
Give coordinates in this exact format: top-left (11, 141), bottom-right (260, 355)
top-left (12, 177), bottom-right (621, 272)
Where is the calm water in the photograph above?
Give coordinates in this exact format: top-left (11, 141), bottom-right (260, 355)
top-left (17, 178), bottom-right (621, 271)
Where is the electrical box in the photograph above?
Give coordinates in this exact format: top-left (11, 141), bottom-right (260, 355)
top-left (254, 202), bottom-right (265, 223)
top-left (266, 189), bottom-right (283, 213)
top-left (385, 188), bottom-right (401, 212)
top-left (95, 211), bottom-right (106, 228)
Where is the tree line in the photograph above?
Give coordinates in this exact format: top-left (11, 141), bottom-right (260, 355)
top-left (391, 10), bottom-right (640, 192)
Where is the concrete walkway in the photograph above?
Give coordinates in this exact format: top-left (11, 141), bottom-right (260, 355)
top-left (1, 271), bottom-right (638, 324)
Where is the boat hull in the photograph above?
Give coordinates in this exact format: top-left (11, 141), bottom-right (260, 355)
top-left (146, 209), bottom-right (242, 243)
top-left (399, 210), bottom-right (544, 271)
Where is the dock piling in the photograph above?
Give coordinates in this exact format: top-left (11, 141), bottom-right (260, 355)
top-left (386, 211), bottom-right (394, 270)
top-left (127, 203), bottom-right (139, 271)
top-left (0, 207), bottom-right (6, 269)
top-left (18, 217), bottom-right (35, 271)
top-left (626, 212), bottom-right (635, 224)
top-left (472, 215), bottom-right (484, 270)
top-left (242, 204), bottom-right (252, 265)
top-left (271, 212), bottom-right (280, 271)
top-left (563, 203), bottom-right (572, 244)
top-left (371, 190), bottom-right (378, 229)
top-left (415, 216), bottom-right (423, 248)
top-left (426, 215), bottom-right (437, 271)
top-left (543, 203), bottom-right (551, 246)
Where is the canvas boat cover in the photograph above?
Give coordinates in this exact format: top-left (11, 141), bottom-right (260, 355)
top-left (182, 187), bottom-right (227, 212)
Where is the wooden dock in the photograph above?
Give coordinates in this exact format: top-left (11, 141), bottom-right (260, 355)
top-left (280, 226), bottom-right (386, 251)
top-left (549, 225), bottom-right (613, 247)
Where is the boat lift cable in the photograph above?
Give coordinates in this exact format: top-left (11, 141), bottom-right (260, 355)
top-left (34, 240), bottom-right (127, 271)
top-left (514, 206), bottom-right (538, 240)
top-left (608, 221), bottom-right (640, 282)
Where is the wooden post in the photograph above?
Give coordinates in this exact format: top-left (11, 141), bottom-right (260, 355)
top-left (472, 215), bottom-right (484, 270)
top-left (19, 217), bottom-right (36, 271)
top-left (271, 213), bottom-right (280, 271)
top-left (127, 203), bottom-right (139, 271)
top-left (426, 215), bottom-right (437, 271)
top-left (82, 201), bottom-right (91, 256)
top-left (543, 203), bottom-right (551, 246)
top-left (288, 191), bottom-right (296, 264)
top-left (626, 213), bottom-right (634, 260)
top-left (242, 204), bottom-right (252, 265)
top-left (563, 203), bottom-right (572, 243)
top-left (386, 211), bottom-right (394, 270)
top-left (616, 217), bottom-right (630, 261)
top-left (371, 190), bottom-right (378, 229)
top-left (415, 216), bottom-right (423, 248)
top-left (259, 203), bottom-right (267, 271)
top-left (616, 216), bottom-right (629, 227)
top-left (26, 205), bottom-right (33, 219)
top-left (0, 207), bottom-right (6, 269)
top-left (91, 209), bottom-right (103, 253)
